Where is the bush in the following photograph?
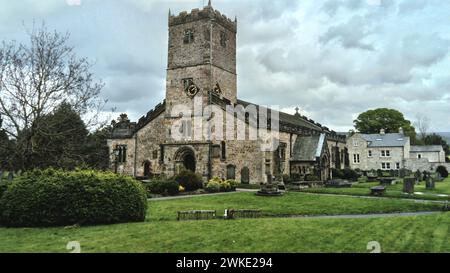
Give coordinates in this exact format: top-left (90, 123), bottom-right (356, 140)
top-left (332, 168), bottom-right (344, 179)
top-left (145, 179), bottom-right (179, 196)
top-left (305, 174), bottom-right (320, 181)
top-left (437, 166), bottom-right (449, 178)
top-left (206, 177), bottom-right (238, 193)
top-left (205, 181), bottom-right (221, 193)
top-left (174, 170), bottom-right (203, 191)
top-left (0, 169), bottom-right (148, 227)
top-left (342, 168), bottom-right (360, 181)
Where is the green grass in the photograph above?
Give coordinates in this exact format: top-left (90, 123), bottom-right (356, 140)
top-left (1, 213), bottom-right (450, 253)
top-left (147, 192), bottom-right (443, 221)
top-left (301, 178), bottom-right (450, 201)
top-left (0, 191), bottom-right (446, 253)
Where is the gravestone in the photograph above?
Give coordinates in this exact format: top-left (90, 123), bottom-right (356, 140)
top-left (403, 178), bottom-right (415, 194)
top-left (7, 172), bottom-right (14, 182)
top-left (426, 177), bottom-right (435, 190)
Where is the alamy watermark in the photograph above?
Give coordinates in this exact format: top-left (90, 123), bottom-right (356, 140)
top-left (170, 97), bottom-right (280, 152)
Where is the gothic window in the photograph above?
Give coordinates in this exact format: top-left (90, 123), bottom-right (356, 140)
top-left (221, 141), bottom-right (226, 160)
top-left (183, 29), bottom-right (194, 44)
top-left (116, 145), bottom-right (127, 163)
top-left (212, 145), bottom-right (221, 158)
top-left (179, 120), bottom-right (192, 138)
top-left (220, 31), bottom-right (228, 47)
top-left (160, 145), bottom-right (165, 163)
top-left (226, 165), bottom-right (236, 180)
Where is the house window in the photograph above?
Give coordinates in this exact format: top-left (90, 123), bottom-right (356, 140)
top-left (418, 154), bottom-right (422, 159)
top-left (353, 154), bottom-right (360, 164)
top-left (183, 29), bottom-right (194, 44)
top-left (382, 162), bottom-right (391, 170)
top-left (368, 150), bottom-right (372, 157)
top-left (396, 162), bottom-right (400, 169)
top-left (381, 150), bottom-right (391, 157)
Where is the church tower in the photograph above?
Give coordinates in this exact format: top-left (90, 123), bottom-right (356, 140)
top-left (165, 1), bottom-right (237, 116)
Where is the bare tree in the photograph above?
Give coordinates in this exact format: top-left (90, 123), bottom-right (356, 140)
top-left (0, 23), bottom-right (106, 169)
top-left (415, 114), bottom-right (430, 141)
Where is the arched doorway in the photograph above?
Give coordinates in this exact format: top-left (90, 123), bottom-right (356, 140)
top-left (183, 153), bottom-right (196, 173)
top-left (143, 160), bottom-right (152, 177)
top-left (174, 147), bottom-right (196, 173)
top-left (241, 167), bottom-right (250, 184)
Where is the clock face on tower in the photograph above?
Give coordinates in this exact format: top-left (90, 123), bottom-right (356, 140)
top-left (182, 78), bottom-right (199, 98)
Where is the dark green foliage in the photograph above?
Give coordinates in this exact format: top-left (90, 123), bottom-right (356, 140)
top-left (342, 168), bottom-right (360, 181)
top-left (332, 168), bottom-right (344, 179)
top-left (354, 108), bottom-right (418, 144)
top-left (0, 169), bottom-right (147, 227)
top-left (145, 179), bottom-right (179, 196)
top-left (333, 168), bottom-right (359, 181)
top-left (437, 166), bottom-right (449, 178)
top-left (174, 170), bottom-right (203, 191)
top-left (423, 134), bottom-right (450, 156)
top-left (305, 175), bottom-right (320, 181)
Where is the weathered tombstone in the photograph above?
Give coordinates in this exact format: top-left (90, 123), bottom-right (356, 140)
top-left (426, 177), bottom-right (435, 190)
top-left (414, 170), bottom-right (422, 183)
top-left (7, 172), bottom-right (14, 182)
top-left (403, 178), bottom-right (415, 194)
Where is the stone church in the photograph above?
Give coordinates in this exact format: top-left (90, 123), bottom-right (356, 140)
top-left (107, 2), bottom-right (347, 184)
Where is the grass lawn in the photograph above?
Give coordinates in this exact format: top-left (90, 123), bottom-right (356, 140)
top-left (1, 213), bottom-right (450, 253)
top-left (0, 191), bottom-right (446, 253)
top-left (301, 177), bottom-right (450, 201)
top-left (147, 192), bottom-right (443, 221)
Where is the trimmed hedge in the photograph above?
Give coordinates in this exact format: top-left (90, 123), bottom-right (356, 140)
top-left (437, 166), bottom-right (449, 178)
top-left (145, 179), bottom-right (179, 196)
top-left (174, 170), bottom-right (203, 191)
top-left (0, 169), bottom-right (148, 227)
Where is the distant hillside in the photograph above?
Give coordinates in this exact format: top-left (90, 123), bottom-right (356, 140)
top-left (435, 132), bottom-right (450, 143)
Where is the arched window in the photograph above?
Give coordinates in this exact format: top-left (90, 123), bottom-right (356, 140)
top-left (241, 167), bottom-right (250, 184)
top-left (226, 165), bottom-right (236, 180)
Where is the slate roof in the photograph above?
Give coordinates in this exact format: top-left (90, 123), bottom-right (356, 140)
top-left (291, 133), bottom-right (327, 162)
top-left (360, 133), bottom-right (409, 147)
top-left (410, 146), bottom-right (443, 152)
top-left (237, 99), bottom-right (324, 131)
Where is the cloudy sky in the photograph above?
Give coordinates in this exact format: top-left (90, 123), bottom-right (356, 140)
top-left (1, 0), bottom-right (449, 132)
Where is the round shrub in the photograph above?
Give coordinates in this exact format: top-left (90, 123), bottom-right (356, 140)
top-left (226, 179), bottom-right (239, 190)
top-left (437, 166), bottom-right (449, 178)
top-left (205, 181), bottom-right (221, 193)
top-left (145, 179), bottom-right (179, 196)
top-left (0, 169), bottom-right (148, 227)
top-left (174, 170), bottom-right (203, 191)
top-left (332, 168), bottom-right (344, 179)
top-left (343, 168), bottom-right (360, 181)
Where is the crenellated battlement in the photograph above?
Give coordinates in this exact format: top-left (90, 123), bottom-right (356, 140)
top-left (169, 5), bottom-right (237, 33)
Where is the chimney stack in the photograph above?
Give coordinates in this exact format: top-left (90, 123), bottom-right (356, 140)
top-left (380, 129), bottom-right (385, 135)
top-left (399, 127), bottom-right (404, 135)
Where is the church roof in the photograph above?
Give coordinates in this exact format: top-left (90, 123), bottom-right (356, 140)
top-left (291, 133), bottom-right (327, 162)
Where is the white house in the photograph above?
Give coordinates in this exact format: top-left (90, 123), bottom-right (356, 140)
top-left (347, 128), bottom-right (446, 172)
